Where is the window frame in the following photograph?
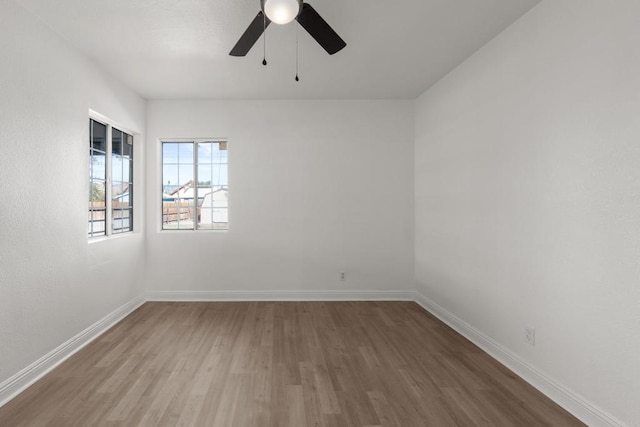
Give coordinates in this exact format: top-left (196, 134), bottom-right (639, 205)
top-left (89, 119), bottom-right (108, 238)
top-left (111, 128), bottom-right (134, 235)
top-left (160, 138), bottom-right (229, 232)
top-left (89, 111), bottom-right (135, 239)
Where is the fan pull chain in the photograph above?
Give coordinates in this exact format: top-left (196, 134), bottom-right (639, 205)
top-left (262, 12), bottom-right (267, 66)
top-left (295, 24), bottom-right (300, 81)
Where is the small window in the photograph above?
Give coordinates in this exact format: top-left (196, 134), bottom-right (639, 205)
top-left (112, 130), bottom-right (134, 234)
top-left (89, 118), bottom-right (134, 238)
top-left (162, 140), bottom-right (228, 231)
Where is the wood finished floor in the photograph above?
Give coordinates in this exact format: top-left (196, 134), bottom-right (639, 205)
top-left (0, 302), bottom-right (584, 426)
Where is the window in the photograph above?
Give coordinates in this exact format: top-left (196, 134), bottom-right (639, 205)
top-left (162, 140), bottom-right (228, 231)
top-left (89, 118), bottom-right (134, 238)
top-left (111, 129), bottom-right (134, 234)
top-left (89, 120), bottom-right (107, 237)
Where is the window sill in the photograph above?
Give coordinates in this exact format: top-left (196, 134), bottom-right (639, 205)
top-left (159, 229), bottom-right (229, 233)
top-left (88, 231), bottom-right (140, 244)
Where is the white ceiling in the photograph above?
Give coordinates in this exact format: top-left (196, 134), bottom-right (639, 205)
top-left (15, 0), bottom-right (541, 99)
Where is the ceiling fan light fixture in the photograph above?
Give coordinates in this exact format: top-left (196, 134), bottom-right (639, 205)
top-left (263, 0), bottom-right (301, 25)
top-left (230, 1), bottom-right (346, 57)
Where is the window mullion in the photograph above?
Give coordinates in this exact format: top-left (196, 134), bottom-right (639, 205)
top-left (193, 142), bottom-right (198, 231)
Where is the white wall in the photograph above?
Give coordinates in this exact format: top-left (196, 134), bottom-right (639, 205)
top-left (145, 100), bottom-right (414, 297)
top-left (0, 1), bottom-right (146, 388)
top-left (415, 1), bottom-right (640, 425)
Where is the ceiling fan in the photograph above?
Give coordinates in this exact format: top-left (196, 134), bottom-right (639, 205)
top-left (229, 0), bottom-right (347, 57)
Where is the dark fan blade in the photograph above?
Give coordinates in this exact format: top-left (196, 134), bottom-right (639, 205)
top-left (230, 11), bottom-right (271, 56)
top-left (296, 3), bottom-right (346, 55)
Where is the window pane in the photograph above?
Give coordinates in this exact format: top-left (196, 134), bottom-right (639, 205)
top-left (112, 208), bottom-right (132, 234)
top-left (89, 206), bottom-right (106, 237)
top-left (198, 142), bottom-right (213, 163)
top-left (112, 129), bottom-right (122, 156)
top-left (90, 219), bottom-right (106, 236)
top-left (163, 142), bottom-right (194, 230)
top-left (197, 141), bottom-right (227, 230)
top-left (111, 128), bottom-right (133, 234)
top-left (89, 120), bottom-right (106, 237)
top-left (122, 158), bottom-right (131, 182)
top-left (197, 188), bottom-right (228, 230)
top-left (178, 165), bottom-right (194, 189)
top-left (91, 120), bottom-right (107, 152)
top-left (90, 151), bottom-right (106, 180)
top-left (163, 143), bottom-right (179, 164)
top-left (112, 154), bottom-right (123, 183)
top-left (163, 164), bottom-right (178, 194)
top-left (197, 164), bottom-right (212, 187)
top-left (89, 181), bottom-right (106, 205)
top-left (113, 219), bottom-right (124, 233)
top-left (213, 143), bottom-right (227, 163)
top-left (162, 199), bottom-right (194, 230)
top-left (121, 217), bottom-right (130, 232)
top-left (211, 164), bottom-right (228, 187)
top-left (178, 143), bottom-right (193, 164)
top-left (124, 134), bottom-right (134, 157)
top-left (112, 182), bottom-right (130, 206)
top-left (90, 180), bottom-right (106, 237)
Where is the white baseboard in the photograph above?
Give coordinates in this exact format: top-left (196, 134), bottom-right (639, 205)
top-left (147, 289), bottom-right (416, 302)
top-left (413, 292), bottom-right (626, 427)
top-left (0, 295), bottom-right (146, 408)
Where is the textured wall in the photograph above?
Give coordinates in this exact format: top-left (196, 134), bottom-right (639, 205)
top-left (0, 1), bottom-right (146, 384)
top-left (145, 100), bottom-right (415, 295)
top-left (414, 1), bottom-right (640, 424)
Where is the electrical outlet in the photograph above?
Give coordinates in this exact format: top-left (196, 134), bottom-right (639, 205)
top-left (340, 272), bottom-right (346, 281)
top-left (525, 327), bottom-right (536, 346)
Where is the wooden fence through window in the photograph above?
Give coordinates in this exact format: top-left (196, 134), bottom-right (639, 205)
top-left (162, 201), bottom-right (193, 223)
